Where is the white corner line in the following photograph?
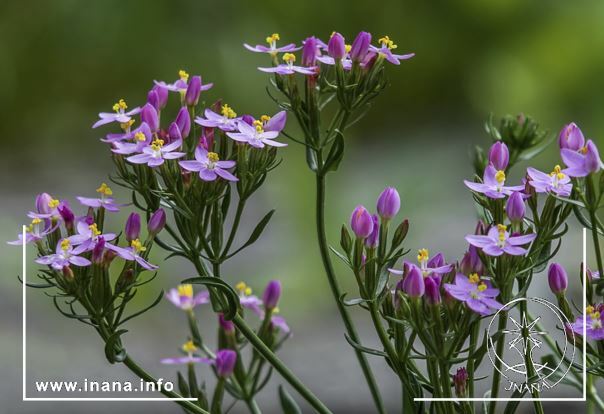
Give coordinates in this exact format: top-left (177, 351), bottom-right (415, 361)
top-left (415, 227), bottom-right (588, 403)
top-left (21, 225), bottom-right (196, 402)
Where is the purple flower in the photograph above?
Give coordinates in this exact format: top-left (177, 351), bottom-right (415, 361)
top-left (365, 214), bottom-right (380, 248)
top-left (195, 105), bottom-right (239, 132)
top-left (185, 75), bottom-right (202, 106)
top-left (350, 31), bottom-right (372, 62)
top-left (301, 36), bottom-right (320, 66)
top-left (58, 203), bottom-right (75, 229)
top-left (92, 99), bottom-right (141, 129)
top-left (104, 121), bottom-right (152, 147)
top-left (175, 106), bottom-right (191, 138)
top-left (350, 205), bottom-right (374, 239)
top-left (258, 53), bottom-right (318, 76)
top-left (402, 263), bottom-right (425, 298)
top-left (227, 118), bottom-right (287, 148)
top-left (263, 111), bottom-right (287, 132)
top-left (8, 217), bottom-right (55, 245)
top-left (263, 280), bottom-right (281, 310)
top-left (376, 187), bottom-right (400, 220)
top-left (147, 208), bottom-right (166, 236)
top-left (244, 33), bottom-right (301, 55)
top-left (166, 284), bottom-right (210, 311)
top-left (28, 193), bottom-right (63, 221)
top-left (558, 122), bottom-right (585, 151)
top-left (548, 263), bottom-right (568, 294)
top-left (270, 315), bottom-right (291, 334)
top-left (488, 141), bottom-right (509, 170)
top-left (506, 191), bottom-right (525, 222)
top-left (107, 238), bottom-right (158, 270)
top-left (561, 140), bottom-right (603, 177)
top-left (466, 224), bottom-right (536, 257)
top-left (77, 183), bottom-right (121, 212)
top-left (425, 276), bottom-right (441, 305)
top-left (464, 165), bottom-right (524, 199)
top-left (236, 282), bottom-right (263, 317)
top-left (444, 273), bottom-right (503, 316)
top-left (126, 138), bottom-right (186, 167)
top-left (453, 367), bottom-right (469, 397)
top-left (125, 212), bottom-right (141, 242)
top-left (68, 219), bottom-right (117, 251)
top-left (527, 166), bottom-right (572, 197)
top-left (179, 146), bottom-right (238, 182)
top-left (91, 236), bottom-right (106, 264)
top-left (215, 349), bottom-right (237, 378)
top-left (161, 341), bottom-right (211, 365)
top-left (154, 70), bottom-right (212, 96)
top-left (460, 245), bottom-right (486, 276)
top-left (390, 249), bottom-right (453, 280)
top-left (151, 84), bottom-right (169, 110)
top-left (570, 305), bottom-right (604, 340)
top-left (36, 238), bottom-right (91, 270)
top-left (140, 103), bottom-right (159, 132)
top-left (370, 35), bottom-right (414, 65)
top-left (327, 32), bottom-right (346, 59)
top-left (147, 89), bottom-right (160, 112)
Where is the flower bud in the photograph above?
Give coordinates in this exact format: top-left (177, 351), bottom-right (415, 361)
top-left (147, 208), bottom-right (166, 236)
top-left (218, 313), bottom-right (235, 333)
top-left (141, 103), bottom-right (159, 132)
top-left (403, 264), bottom-right (424, 298)
top-left (168, 122), bottom-right (182, 141)
top-left (262, 280), bottom-right (281, 310)
top-left (460, 245), bottom-right (485, 276)
top-left (585, 140), bottom-right (603, 174)
top-left (147, 89), bottom-right (160, 111)
top-left (376, 187), bottom-right (400, 220)
top-left (302, 36), bottom-right (318, 66)
top-left (92, 237), bottom-right (106, 264)
top-left (241, 114), bottom-right (254, 126)
top-left (424, 276), bottom-right (441, 305)
top-left (558, 122), bottom-right (585, 151)
top-left (152, 84), bottom-right (168, 109)
top-left (548, 263), bottom-right (568, 294)
top-left (350, 31), bottom-right (371, 62)
top-left (453, 367), bottom-right (468, 398)
top-left (265, 111), bottom-right (287, 132)
top-left (175, 106), bottom-right (191, 138)
top-left (365, 214), bottom-right (380, 248)
top-left (36, 193), bottom-right (53, 214)
top-left (506, 191), bottom-right (525, 222)
top-left (350, 205), bottom-right (374, 239)
top-left (185, 76), bottom-right (202, 106)
top-left (488, 141), bottom-right (509, 170)
top-left (125, 212), bottom-right (141, 242)
top-left (474, 220), bottom-right (486, 235)
top-left (62, 265), bottom-right (74, 280)
top-left (215, 349), bottom-right (237, 378)
top-left (327, 32), bottom-right (346, 59)
top-left (58, 203), bottom-right (75, 231)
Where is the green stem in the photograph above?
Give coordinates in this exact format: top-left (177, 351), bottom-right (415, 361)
top-left (244, 397), bottom-right (262, 414)
top-left (519, 291), bottom-right (545, 414)
top-left (488, 310), bottom-right (507, 414)
top-left (315, 173), bottom-right (386, 414)
top-left (231, 314), bottom-right (332, 414)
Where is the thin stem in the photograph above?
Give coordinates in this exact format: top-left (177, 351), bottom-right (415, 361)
top-left (519, 288), bottom-right (545, 414)
top-left (315, 174), bottom-right (386, 414)
top-left (244, 397), bottom-right (262, 414)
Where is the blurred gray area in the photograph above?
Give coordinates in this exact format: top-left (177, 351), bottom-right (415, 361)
top-left (1, 0), bottom-right (603, 413)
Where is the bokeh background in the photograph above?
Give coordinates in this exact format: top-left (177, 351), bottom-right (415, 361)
top-left (1, 0), bottom-right (604, 413)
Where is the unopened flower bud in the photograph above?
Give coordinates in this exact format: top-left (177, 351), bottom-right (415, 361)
top-left (350, 205), bottom-right (374, 239)
top-left (152, 85), bottom-right (168, 109)
top-left (302, 36), bottom-right (318, 67)
top-left (488, 141), bottom-right (509, 170)
top-left (424, 276), bottom-right (441, 305)
top-left (62, 265), bottom-right (74, 280)
top-left (364, 215), bottom-right (379, 249)
top-left (262, 280), bottom-right (281, 310)
top-left (92, 237), bottom-right (106, 264)
top-left (168, 122), bottom-right (182, 141)
top-left (558, 122), bottom-right (585, 151)
top-left (147, 89), bottom-right (160, 111)
top-left (215, 349), bottom-right (237, 378)
top-left (460, 245), bottom-right (485, 276)
top-left (376, 187), bottom-right (400, 220)
top-left (548, 263), bottom-right (568, 294)
top-left (403, 264), bottom-right (424, 298)
top-left (585, 140), bottom-right (603, 174)
top-left (185, 76), bottom-right (202, 106)
top-left (328, 32), bottom-right (346, 59)
top-left (141, 103), bottom-right (159, 132)
top-left (474, 220), bottom-right (486, 235)
top-left (506, 191), bottom-right (525, 222)
top-left (175, 106), bottom-right (191, 138)
top-left (58, 203), bottom-right (75, 231)
top-left (350, 31), bottom-right (371, 62)
top-left (36, 193), bottom-right (53, 214)
top-left (147, 208), bottom-right (166, 236)
top-left (125, 212), bottom-right (141, 242)
top-left (241, 114), bottom-right (255, 126)
top-left (218, 313), bottom-right (235, 333)
top-left (453, 367), bottom-right (468, 397)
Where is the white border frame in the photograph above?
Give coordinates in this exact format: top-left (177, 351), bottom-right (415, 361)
top-left (414, 227), bottom-right (588, 403)
top-left (22, 226), bottom-right (197, 402)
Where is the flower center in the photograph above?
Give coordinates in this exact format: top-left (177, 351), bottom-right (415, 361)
top-left (150, 138), bottom-right (164, 153)
top-left (178, 69), bottom-right (189, 82)
top-left (378, 35), bottom-right (397, 50)
top-left (266, 33), bottom-right (280, 48)
top-left (221, 104), bottom-right (237, 119)
top-left (27, 217), bottom-right (42, 233)
top-left (121, 119), bottom-right (135, 131)
top-left (48, 198), bottom-right (60, 209)
top-left (131, 238), bottom-right (146, 253)
top-left (236, 281), bottom-right (252, 296)
top-left (468, 273), bottom-right (480, 284)
top-left (112, 99), bottom-right (128, 113)
top-left (549, 165), bottom-right (565, 184)
top-left (182, 340), bottom-right (197, 356)
top-left (579, 146), bottom-right (587, 154)
top-left (96, 183), bottom-right (113, 198)
top-left (134, 131), bottom-right (146, 142)
top-left (283, 53), bottom-right (296, 66)
top-left (253, 119), bottom-right (265, 133)
top-left (89, 223), bottom-right (101, 237)
top-left (178, 284), bottom-right (194, 299)
top-left (497, 224), bottom-right (507, 247)
top-left (495, 170), bottom-right (506, 189)
top-left (61, 238), bottom-right (71, 251)
top-left (417, 248), bottom-right (429, 274)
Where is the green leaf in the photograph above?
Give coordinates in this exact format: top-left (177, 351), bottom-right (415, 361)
top-left (279, 385), bottom-right (302, 414)
top-left (305, 146), bottom-right (318, 172)
top-left (344, 333), bottom-right (388, 357)
top-left (339, 293), bottom-right (372, 307)
top-left (117, 290), bottom-right (164, 326)
top-left (323, 134), bottom-right (345, 172)
top-left (104, 329), bottom-right (128, 364)
top-left (226, 210), bottom-right (275, 258)
top-left (329, 246), bottom-right (351, 267)
top-left (182, 277), bottom-right (240, 320)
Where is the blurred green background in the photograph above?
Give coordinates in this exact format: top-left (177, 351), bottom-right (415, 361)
top-left (1, 0), bottom-right (603, 413)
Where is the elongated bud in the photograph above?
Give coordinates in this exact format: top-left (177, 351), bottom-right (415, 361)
top-left (350, 31), bottom-right (371, 62)
top-left (350, 205), bottom-right (373, 239)
top-left (152, 84), bottom-right (168, 109)
top-left (125, 212), bottom-right (141, 242)
top-left (36, 193), bottom-right (53, 214)
top-left (141, 103), bottom-right (159, 132)
top-left (328, 32), bottom-right (346, 59)
top-left (453, 367), bottom-right (468, 397)
top-left (424, 276), bottom-right (441, 305)
top-left (168, 122), bottom-right (182, 141)
top-left (175, 106), bottom-right (191, 138)
top-left (403, 264), bottom-right (424, 298)
top-left (92, 237), bottom-right (106, 264)
top-left (340, 224), bottom-right (353, 254)
top-left (558, 122), bottom-right (585, 151)
top-left (185, 76), bottom-right (202, 106)
top-left (215, 349), bottom-right (237, 378)
top-left (241, 114), bottom-right (254, 126)
top-left (376, 187), bottom-right (400, 220)
top-left (585, 140), bottom-right (603, 174)
top-left (302, 36), bottom-right (318, 66)
top-left (218, 313), bottom-right (235, 333)
top-left (548, 263), bottom-right (568, 294)
top-left (506, 191), bottom-right (525, 222)
top-left (365, 214), bottom-right (379, 248)
top-left (488, 141), bottom-right (509, 170)
top-left (58, 203), bottom-right (75, 231)
top-left (460, 245), bottom-right (485, 276)
top-left (62, 265), bottom-right (74, 281)
top-left (262, 280), bottom-right (281, 310)
top-left (147, 208), bottom-right (166, 236)
top-left (147, 89), bottom-right (160, 111)
top-left (474, 220), bottom-right (486, 235)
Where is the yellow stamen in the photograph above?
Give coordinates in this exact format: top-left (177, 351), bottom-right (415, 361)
top-left (283, 53), bottom-right (296, 64)
top-left (60, 239), bottom-right (71, 251)
top-left (151, 138), bottom-right (164, 151)
top-left (497, 224), bottom-right (507, 242)
top-left (112, 99), bottom-right (128, 112)
top-left (579, 146), bottom-right (588, 154)
top-left (178, 284), bottom-right (194, 299)
top-left (182, 340), bottom-right (197, 354)
top-left (586, 305), bottom-right (595, 315)
top-left (592, 311), bottom-right (601, 320)
top-left (417, 248), bottom-right (429, 263)
top-left (88, 223), bottom-right (101, 237)
top-left (260, 115), bottom-right (271, 123)
top-left (207, 152), bottom-right (220, 163)
top-left (477, 282), bottom-right (487, 292)
top-left (31, 218), bottom-right (42, 225)
top-left (345, 44), bottom-right (352, 54)
top-left (253, 119), bottom-right (264, 133)
top-left (178, 69), bottom-right (189, 81)
top-left (266, 33), bottom-right (280, 44)
top-left (134, 132), bottom-right (146, 142)
top-left (495, 170), bottom-right (506, 184)
top-left (48, 198), bottom-right (60, 209)
top-left (550, 165), bottom-right (566, 180)
top-left (468, 273), bottom-right (480, 284)
top-left (120, 119), bottom-right (135, 131)
top-left (378, 35), bottom-right (397, 50)
top-left (235, 282), bottom-right (252, 296)
top-left (221, 104), bottom-right (237, 119)
top-left (131, 238), bottom-right (146, 253)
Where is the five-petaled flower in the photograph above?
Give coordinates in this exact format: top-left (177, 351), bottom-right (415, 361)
top-left (68, 219), bottom-right (117, 252)
top-left (465, 224), bottom-right (536, 256)
top-left (389, 249), bottom-right (452, 282)
top-left (77, 183), bottom-right (121, 212)
top-left (107, 238), bottom-right (158, 270)
top-left (165, 284), bottom-right (210, 311)
top-left (235, 282), bottom-right (263, 316)
top-left (160, 341), bottom-right (210, 365)
top-left (8, 217), bottom-right (55, 245)
top-left (444, 273), bottom-right (503, 316)
top-left (570, 305), bottom-right (604, 341)
top-left (244, 33), bottom-right (301, 55)
top-left (258, 53), bottom-right (318, 76)
top-left (369, 35), bottom-right (415, 65)
top-left (126, 138), bottom-right (186, 168)
top-left (227, 117), bottom-right (287, 148)
top-left (36, 238), bottom-right (91, 270)
top-left (464, 165), bottom-right (524, 199)
top-left (527, 165), bottom-right (572, 197)
top-left (179, 146), bottom-right (238, 182)
top-left (195, 105), bottom-right (240, 132)
top-left (560, 140), bottom-right (604, 177)
top-left (93, 99), bottom-right (141, 129)
top-left (154, 69), bottom-right (213, 96)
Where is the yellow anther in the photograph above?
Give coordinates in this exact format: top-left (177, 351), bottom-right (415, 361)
top-left (497, 224), bottom-right (507, 242)
top-left (221, 104), bottom-right (237, 119)
top-left (31, 218), bottom-right (42, 225)
top-left (151, 138), bottom-right (164, 151)
top-left (60, 239), bottom-right (71, 251)
top-left (468, 273), bottom-right (480, 284)
top-left (131, 238), bottom-right (146, 253)
top-left (48, 198), bottom-right (60, 209)
top-left (182, 340), bottom-right (197, 354)
top-left (579, 146), bottom-right (587, 154)
top-left (283, 53), bottom-right (296, 64)
top-left (113, 99), bottom-right (128, 112)
top-left (477, 283), bottom-right (487, 292)
top-left (273, 307), bottom-right (280, 314)
top-left (266, 33), bottom-right (280, 44)
top-left (345, 44), bottom-right (352, 54)
top-left (178, 69), bottom-right (189, 81)
top-left (549, 165), bottom-right (565, 180)
top-left (417, 248), bottom-right (429, 263)
top-left (495, 170), bottom-right (506, 184)
top-left (586, 305), bottom-right (595, 315)
top-left (178, 284), bottom-right (194, 299)
top-left (120, 119), bottom-right (135, 131)
top-left (592, 311), bottom-right (601, 320)
top-left (96, 183), bottom-right (113, 196)
top-left (235, 282), bottom-right (252, 296)
top-left (260, 115), bottom-right (271, 123)
top-left (207, 152), bottom-right (220, 163)
top-left (378, 35), bottom-right (397, 50)
top-left (134, 132), bottom-right (146, 142)
top-left (253, 119), bottom-right (264, 133)
top-left (88, 223), bottom-right (101, 237)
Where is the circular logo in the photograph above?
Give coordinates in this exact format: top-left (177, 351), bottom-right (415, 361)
top-left (486, 297), bottom-right (575, 391)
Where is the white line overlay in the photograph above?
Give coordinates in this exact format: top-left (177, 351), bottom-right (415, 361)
top-left (415, 227), bottom-right (588, 403)
top-left (22, 226), bottom-right (197, 402)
